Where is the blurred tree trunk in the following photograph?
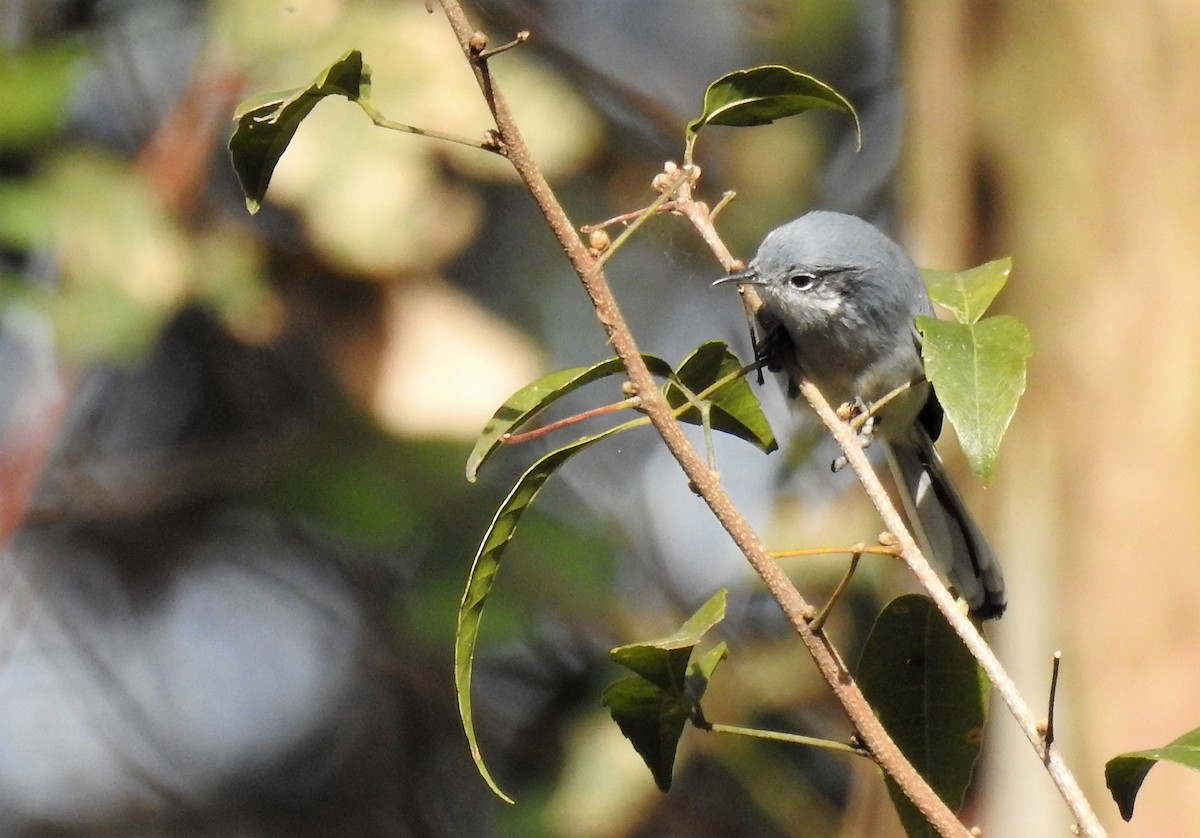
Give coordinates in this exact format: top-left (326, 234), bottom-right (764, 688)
top-left (905, 2), bottom-right (1200, 835)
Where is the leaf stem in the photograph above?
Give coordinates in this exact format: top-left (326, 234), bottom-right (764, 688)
top-left (501, 397), bottom-right (642, 444)
top-left (355, 97), bottom-right (502, 153)
top-left (705, 722), bottom-right (872, 758)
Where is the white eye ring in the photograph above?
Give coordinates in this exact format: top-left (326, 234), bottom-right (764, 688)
top-left (788, 273), bottom-right (818, 290)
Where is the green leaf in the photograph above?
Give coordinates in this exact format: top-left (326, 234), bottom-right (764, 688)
top-left (857, 595), bottom-right (989, 837)
top-left (685, 65), bottom-right (861, 151)
top-left (666, 341), bottom-right (777, 453)
top-left (229, 50), bottom-right (372, 213)
top-left (686, 641), bottom-right (729, 703)
top-left (0, 43), bottom-right (85, 148)
top-left (1106, 727), bottom-right (1200, 821)
top-left (916, 314), bottom-right (1032, 484)
top-left (921, 259), bottom-right (1012, 325)
top-left (610, 589), bottom-right (727, 691)
top-left (601, 676), bottom-right (691, 791)
top-left (466, 354), bottom-right (674, 482)
top-left (602, 592), bottom-right (729, 791)
top-left (455, 424), bottom-right (627, 803)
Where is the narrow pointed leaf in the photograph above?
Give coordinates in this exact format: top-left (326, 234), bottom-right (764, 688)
top-left (466, 354), bottom-right (673, 481)
top-left (610, 589), bottom-right (727, 691)
top-left (916, 315), bottom-right (1032, 484)
top-left (920, 258), bottom-right (1012, 325)
top-left (686, 65), bottom-right (861, 149)
top-left (858, 595), bottom-right (989, 837)
top-left (455, 424), bottom-right (625, 803)
top-left (229, 50), bottom-right (372, 213)
top-left (1106, 727), bottom-right (1200, 821)
top-left (667, 341), bottom-right (776, 453)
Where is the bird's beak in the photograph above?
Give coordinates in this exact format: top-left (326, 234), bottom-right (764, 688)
top-left (712, 266), bottom-right (763, 288)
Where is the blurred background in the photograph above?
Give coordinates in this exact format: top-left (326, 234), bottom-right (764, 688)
top-left (1, 0), bottom-right (1197, 835)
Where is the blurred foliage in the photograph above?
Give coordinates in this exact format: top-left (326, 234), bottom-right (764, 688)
top-left (0, 0), bottom-right (896, 834)
top-left (0, 148), bottom-right (276, 359)
top-left (0, 42), bottom-right (85, 147)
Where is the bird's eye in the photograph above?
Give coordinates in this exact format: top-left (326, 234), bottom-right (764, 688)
top-left (788, 273), bottom-right (818, 290)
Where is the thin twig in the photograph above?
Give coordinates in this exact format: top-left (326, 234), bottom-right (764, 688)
top-left (809, 548), bottom-right (863, 633)
top-left (849, 378), bottom-right (917, 432)
top-left (796, 378), bottom-right (1105, 837)
top-left (581, 201), bottom-right (679, 234)
top-left (770, 545), bottom-right (900, 560)
top-left (1045, 651), bottom-right (1063, 751)
top-left (709, 190), bottom-right (737, 221)
top-left (477, 29), bottom-right (529, 61)
top-left (591, 168), bottom-right (688, 272)
top-left (436, 4), bottom-right (970, 835)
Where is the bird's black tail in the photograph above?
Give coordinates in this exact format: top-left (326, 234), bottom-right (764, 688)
top-left (883, 432), bottom-right (1006, 620)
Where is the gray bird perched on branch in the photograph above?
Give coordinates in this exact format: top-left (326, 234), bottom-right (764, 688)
top-left (715, 210), bottom-right (1006, 619)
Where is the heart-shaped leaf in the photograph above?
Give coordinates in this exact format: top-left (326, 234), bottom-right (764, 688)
top-left (916, 314), bottom-right (1032, 484)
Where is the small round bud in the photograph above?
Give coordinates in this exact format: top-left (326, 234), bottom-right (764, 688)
top-left (588, 228), bottom-right (611, 254)
top-left (651, 172), bottom-right (671, 192)
top-left (468, 31), bottom-right (489, 53)
top-left (621, 381), bottom-right (637, 397)
top-left (878, 531), bottom-right (898, 547)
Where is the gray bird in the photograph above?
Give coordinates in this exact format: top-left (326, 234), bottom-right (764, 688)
top-left (715, 210), bottom-right (1006, 619)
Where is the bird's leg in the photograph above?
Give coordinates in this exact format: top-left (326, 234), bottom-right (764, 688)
top-left (831, 397), bottom-right (873, 472)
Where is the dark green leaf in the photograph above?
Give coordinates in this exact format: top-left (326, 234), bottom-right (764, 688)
top-left (1106, 727), bottom-right (1200, 821)
top-left (601, 676), bottom-right (691, 791)
top-left (455, 424), bottom-right (626, 803)
top-left (229, 50), bottom-right (372, 213)
top-left (666, 340), bottom-right (777, 453)
top-left (916, 314), bottom-right (1032, 484)
top-left (610, 589), bottom-right (727, 691)
top-left (685, 65), bottom-right (861, 150)
top-left (920, 259), bottom-right (1012, 325)
top-left (858, 595), bottom-right (989, 837)
top-left (603, 592), bottom-right (729, 792)
top-left (466, 354), bottom-right (674, 482)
